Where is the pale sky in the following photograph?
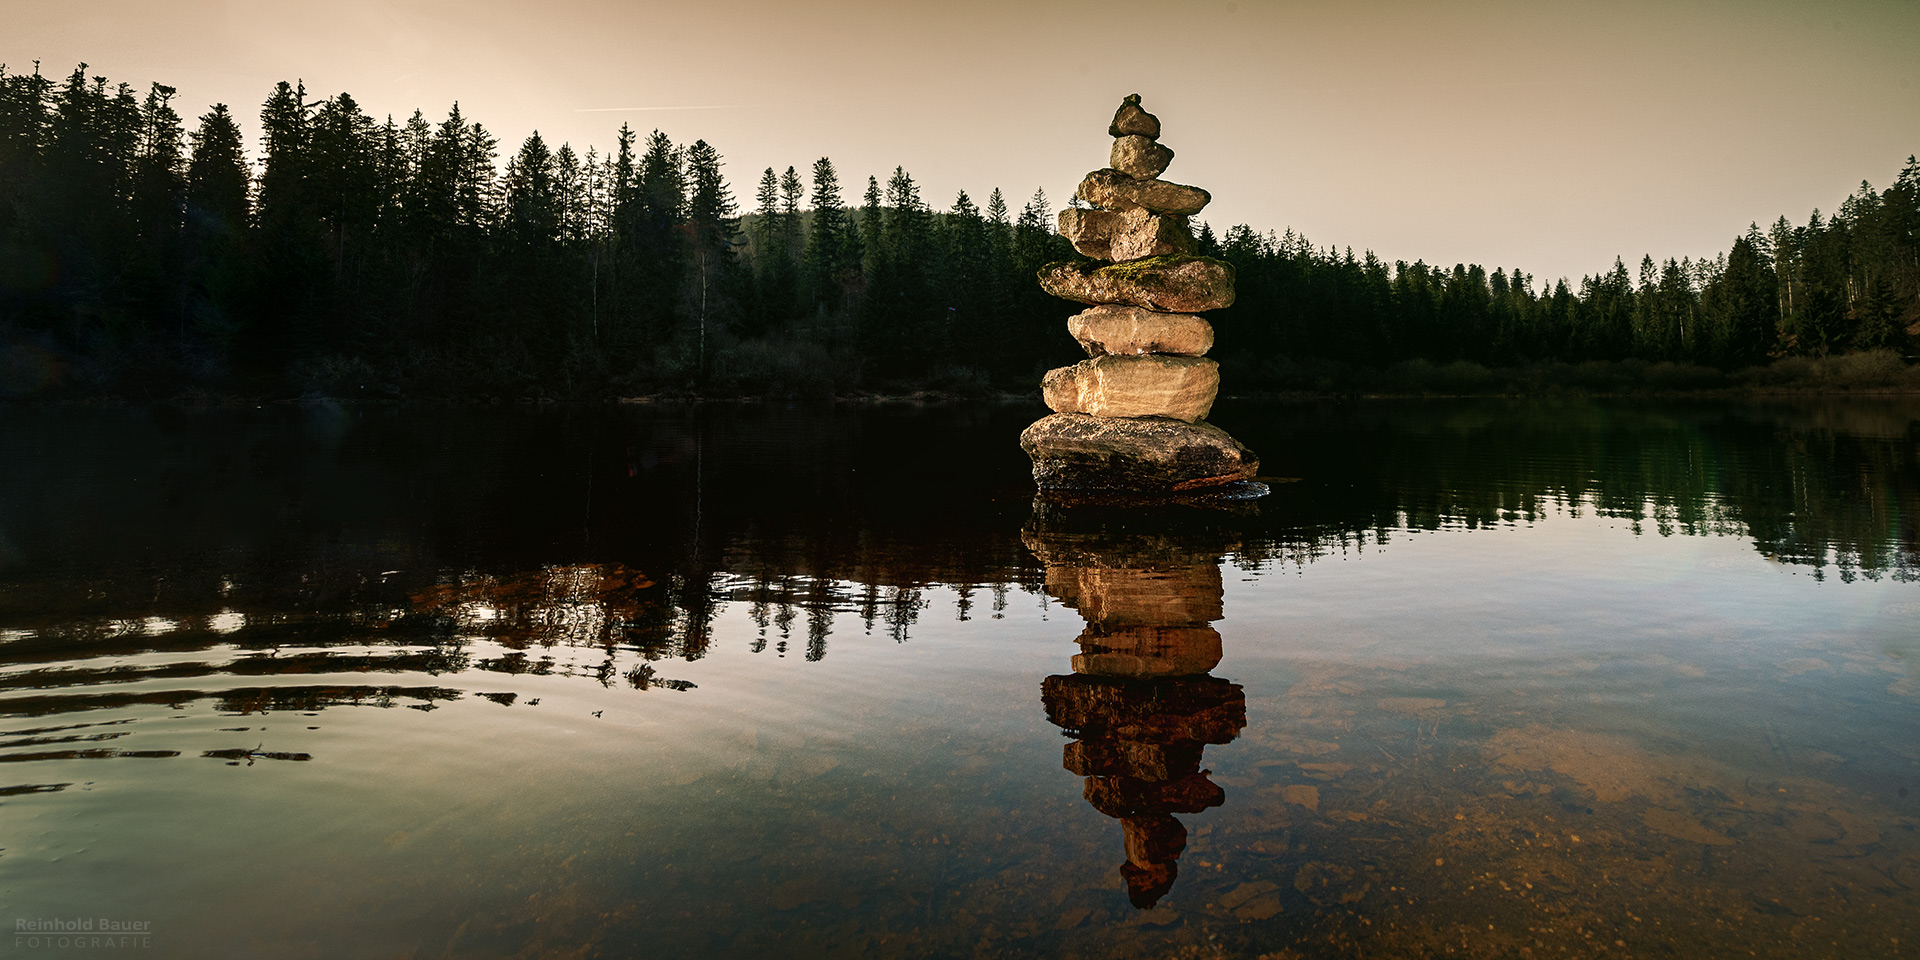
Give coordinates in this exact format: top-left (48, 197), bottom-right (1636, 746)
top-left (9, 0), bottom-right (1917, 284)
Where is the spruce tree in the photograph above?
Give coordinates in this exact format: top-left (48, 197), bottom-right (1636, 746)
top-left (622, 129), bottom-right (685, 358)
top-left (941, 189), bottom-right (986, 363)
top-left (251, 80), bottom-right (328, 358)
top-left (128, 82), bottom-right (188, 328)
top-left (860, 175), bottom-right (883, 274)
top-left (802, 156), bottom-right (847, 310)
top-left (178, 103), bottom-right (248, 346)
top-left (0, 61), bottom-right (52, 205)
top-left (747, 166), bottom-right (788, 333)
top-left (753, 167), bottom-right (779, 275)
top-left (683, 138), bottom-right (739, 376)
top-left (307, 93), bottom-right (380, 269)
top-left (131, 83), bottom-right (186, 238)
top-left (504, 131), bottom-right (559, 247)
top-left (185, 105), bottom-right (248, 236)
top-left (255, 81), bottom-right (311, 230)
top-left (1851, 275), bottom-right (1904, 352)
top-left (552, 143), bottom-right (587, 243)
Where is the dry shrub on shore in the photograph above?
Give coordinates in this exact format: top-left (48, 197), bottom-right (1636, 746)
top-left (1735, 349), bottom-right (1918, 391)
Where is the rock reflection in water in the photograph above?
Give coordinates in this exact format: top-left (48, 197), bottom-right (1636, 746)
top-left (1027, 498), bottom-right (1248, 908)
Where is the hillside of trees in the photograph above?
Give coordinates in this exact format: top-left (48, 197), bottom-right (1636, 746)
top-left (2, 62), bottom-right (1917, 401)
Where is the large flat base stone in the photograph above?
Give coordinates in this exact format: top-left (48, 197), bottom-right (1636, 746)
top-left (1021, 413), bottom-right (1260, 492)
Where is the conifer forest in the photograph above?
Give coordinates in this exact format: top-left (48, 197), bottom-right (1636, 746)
top-left (2, 63), bottom-right (1916, 400)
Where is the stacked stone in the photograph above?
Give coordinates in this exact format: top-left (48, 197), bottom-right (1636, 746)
top-left (1021, 94), bottom-right (1260, 493)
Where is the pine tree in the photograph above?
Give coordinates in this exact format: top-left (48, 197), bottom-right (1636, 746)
top-left (185, 104), bottom-right (248, 236)
top-left (131, 83), bottom-right (186, 236)
top-left (638, 129), bottom-right (683, 225)
top-left (552, 142), bottom-right (587, 243)
top-left (255, 80), bottom-right (311, 231)
top-left (456, 117), bottom-right (499, 235)
top-left (746, 165), bottom-right (789, 333)
top-left (860, 175), bottom-right (883, 273)
top-left (177, 103), bottom-right (248, 346)
top-left (0, 61), bottom-right (52, 205)
top-left (944, 190), bottom-right (984, 293)
top-left (1013, 187), bottom-right (1054, 273)
top-left (125, 82), bottom-right (188, 333)
top-left (802, 156), bottom-right (848, 310)
top-left (768, 164), bottom-right (805, 328)
top-left (1577, 258), bottom-right (1635, 361)
top-left (0, 64), bottom-right (53, 327)
top-left (307, 92), bottom-right (380, 273)
top-left (498, 130), bottom-right (566, 362)
top-left (1850, 274), bottom-right (1903, 352)
top-left (35, 65), bottom-right (139, 333)
top-left (884, 166), bottom-right (929, 267)
top-left (982, 187), bottom-right (1016, 323)
top-left (778, 165), bottom-right (803, 250)
top-left (621, 128), bottom-right (686, 357)
top-left (1195, 221), bottom-right (1218, 256)
top-left (611, 123), bottom-right (638, 218)
top-left (1720, 234), bottom-right (1774, 364)
top-left (752, 167), bottom-right (779, 277)
top-left (504, 131), bottom-right (559, 247)
top-left (249, 80), bottom-right (330, 357)
top-left (683, 138), bottom-right (740, 376)
top-left (940, 189), bottom-right (986, 363)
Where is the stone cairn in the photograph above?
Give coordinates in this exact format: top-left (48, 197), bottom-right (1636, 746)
top-left (1021, 94), bottom-right (1261, 494)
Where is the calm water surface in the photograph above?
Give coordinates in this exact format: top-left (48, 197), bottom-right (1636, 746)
top-left (1, 399), bottom-right (1916, 959)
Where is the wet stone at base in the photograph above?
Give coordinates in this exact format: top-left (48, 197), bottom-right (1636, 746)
top-left (1022, 414), bottom-right (1259, 493)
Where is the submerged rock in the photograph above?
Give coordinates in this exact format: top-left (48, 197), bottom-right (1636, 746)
top-left (1047, 564), bottom-right (1226, 624)
top-left (1020, 413), bottom-right (1260, 492)
top-left (1086, 772), bottom-right (1228, 817)
top-left (1068, 304), bottom-right (1213, 357)
top-left (1111, 135), bottom-right (1175, 179)
top-left (1073, 625), bottom-right (1225, 678)
top-left (1042, 673), bottom-right (1248, 743)
top-left (1042, 354), bottom-right (1219, 422)
top-left (1057, 207), bottom-right (1196, 262)
top-left (1039, 255), bottom-right (1236, 313)
top-left (1076, 169), bottom-right (1211, 216)
top-left (1123, 815), bottom-right (1189, 871)
top-left (1120, 859), bottom-right (1178, 910)
top-left (1065, 739), bottom-right (1206, 781)
top-left (1108, 93), bottom-right (1162, 139)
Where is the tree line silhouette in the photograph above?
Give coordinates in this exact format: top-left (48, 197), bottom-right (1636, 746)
top-left (1, 62), bottom-right (1916, 399)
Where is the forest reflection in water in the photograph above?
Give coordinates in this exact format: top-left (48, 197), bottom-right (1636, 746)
top-left (0, 398), bottom-right (1917, 958)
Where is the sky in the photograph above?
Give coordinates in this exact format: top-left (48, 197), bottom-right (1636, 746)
top-left (8, 0), bottom-right (1918, 284)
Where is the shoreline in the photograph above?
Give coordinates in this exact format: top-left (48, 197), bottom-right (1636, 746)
top-left (6, 383), bottom-right (1920, 408)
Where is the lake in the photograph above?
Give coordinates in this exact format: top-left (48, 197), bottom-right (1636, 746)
top-left (2, 398), bottom-right (1916, 959)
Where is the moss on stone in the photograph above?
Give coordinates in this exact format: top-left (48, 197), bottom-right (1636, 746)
top-left (1096, 255), bottom-right (1192, 279)
top-left (1096, 256), bottom-right (1235, 282)
top-left (1037, 259), bottom-right (1099, 283)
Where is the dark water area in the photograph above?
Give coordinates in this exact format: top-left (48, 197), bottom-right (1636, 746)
top-left (1, 398), bottom-right (1917, 959)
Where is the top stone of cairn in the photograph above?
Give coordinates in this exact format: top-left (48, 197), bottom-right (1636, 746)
top-left (1108, 93), bottom-right (1161, 140)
